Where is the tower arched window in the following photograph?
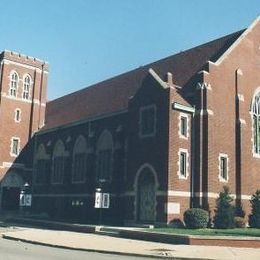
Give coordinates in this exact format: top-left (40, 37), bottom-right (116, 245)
top-left (10, 72), bottom-right (19, 97)
top-left (252, 92), bottom-right (260, 155)
top-left (23, 75), bottom-right (31, 100)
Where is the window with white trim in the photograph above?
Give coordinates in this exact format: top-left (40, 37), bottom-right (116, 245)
top-left (218, 153), bottom-right (229, 182)
top-left (252, 92), bottom-right (260, 155)
top-left (139, 105), bottom-right (156, 137)
top-left (179, 113), bottom-right (189, 138)
top-left (177, 148), bottom-right (189, 179)
top-left (10, 72), bottom-right (19, 97)
top-left (23, 75), bottom-right (31, 100)
top-left (10, 137), bottom-right (20, 156)
top-left (14, 109), bottom-right (21, 122)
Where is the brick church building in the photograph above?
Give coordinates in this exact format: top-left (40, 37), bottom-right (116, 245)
top-left (0, 17), bottom-right (259, 225)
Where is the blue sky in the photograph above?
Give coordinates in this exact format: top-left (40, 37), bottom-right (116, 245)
top-left (0, 0), bottom-right (259, 100)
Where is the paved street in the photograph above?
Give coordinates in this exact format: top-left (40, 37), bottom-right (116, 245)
top-left (0, 237), bottom-right (147, 260)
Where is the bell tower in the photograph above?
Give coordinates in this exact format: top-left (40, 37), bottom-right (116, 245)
top-left (0, 50), bottom-right (48, 210)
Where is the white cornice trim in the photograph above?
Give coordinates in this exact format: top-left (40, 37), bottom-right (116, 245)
top-left (172, 102), bottom-right (195, 113)
top-left (1, 59), bottom-right (46, 73)
top-left (148, 68), bottom-right (169, 89)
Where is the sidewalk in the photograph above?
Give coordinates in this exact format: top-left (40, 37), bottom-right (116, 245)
top-left (2, 227), bottom-right (260, 259)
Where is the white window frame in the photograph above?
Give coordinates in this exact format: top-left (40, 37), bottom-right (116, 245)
top-left (14, 108), bottom-right (21, 123)
top-left (177, 148), bottom-right (189, 179)
top-left (9, 71), bottom-right (19, 98)
top-left (10, 137), bottom-right (20, 157)
top-left (218, 153), bottom-right (229, 182)
top-left (22, 75), bottom-right (31, 100)
top-left (139, 104), bottom-right (157, 138)
top-left (250, 89), bottom-right (260, 158)
top-left (178, 112), bottom-right (189, 139)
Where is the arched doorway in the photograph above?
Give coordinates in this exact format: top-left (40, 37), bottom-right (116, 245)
top-left (135, 164), bottom-right (157, 223)
top-left (1, 172), bottom-right (24, 210)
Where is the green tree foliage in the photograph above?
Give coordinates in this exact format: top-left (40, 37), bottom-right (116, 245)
top-left (249, 190), bottom-right (260, 228)
top-left (213, 186), bottom-right (235, 229)
top-left (184, 208), bottom-right (209, 229)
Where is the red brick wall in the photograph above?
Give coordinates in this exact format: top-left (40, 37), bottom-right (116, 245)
top-left (0, 51), bottom-right (48, 181)
top-left (198, 21), bottom-right (260, 218)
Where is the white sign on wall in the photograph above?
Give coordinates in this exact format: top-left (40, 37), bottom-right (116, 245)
top-left (94, 192), bottom-right (102, 208)
top-left (94, 192), bottom-right (110, 209)
top-left (102, 193), bottom-right (110, 209)
top-left (166, 202), bottom-right (180, 214)
top-left (20, 194), bottom-right (32, 206)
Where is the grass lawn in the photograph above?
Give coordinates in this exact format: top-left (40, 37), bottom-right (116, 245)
top-left (148, 228), bottom-right (260, 237)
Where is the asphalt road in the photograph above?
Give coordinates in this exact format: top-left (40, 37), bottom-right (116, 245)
top-left (0, 237), bottom-right (148, 260)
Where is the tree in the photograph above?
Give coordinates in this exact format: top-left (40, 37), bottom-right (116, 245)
top-left (249, 190), bottom-right (260, 228)
top-left (213, 186), bottom-right (235, 229)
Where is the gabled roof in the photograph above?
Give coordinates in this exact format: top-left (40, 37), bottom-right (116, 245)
top-left (43, 29), bottom-right (244, 131)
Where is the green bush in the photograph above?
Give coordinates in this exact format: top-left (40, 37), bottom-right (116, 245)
top-left (213, 186), bottom-right (235, 229)
top-left (169, 218), bottom-right (185, 228)
top-left (184, 208), bottom-right (209, 229)
top-left (234, 216), bottom-right (246, 228)
top-left (249, 190), bottom-right (260, 228)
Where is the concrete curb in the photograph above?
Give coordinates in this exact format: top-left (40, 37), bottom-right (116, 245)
top-left (4, 218), bottom-right (96, 233)
top-left (4, 217), bottom-right (260, 248)
top-left (1, 234), bottom-right (214, 260)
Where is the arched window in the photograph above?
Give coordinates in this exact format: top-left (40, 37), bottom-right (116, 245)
top-left (52, 140), bottom-right (66, 184)
top-left (72, 135), bottom-right (87, 183)
top-left (35, 144), bottom-right (49, 184)
top-left (252, 92), bottom-right (260, 154)
top-left (23, 75), bottom-right (31, 100)
top-left (96, 130), bottom-right (113, 182)
top-left (10, 71), bottom-right (19, 97)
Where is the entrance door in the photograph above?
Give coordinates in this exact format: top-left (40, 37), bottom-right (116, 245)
top-left (2, 187), bottom-right (20, 210)
top-left (137, 168), bottom-right (156, 223)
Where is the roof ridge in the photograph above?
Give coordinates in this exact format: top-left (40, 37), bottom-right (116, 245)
top-left (48, 29), bottom-right (244, 104)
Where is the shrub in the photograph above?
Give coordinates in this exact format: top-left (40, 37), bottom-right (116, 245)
top-left (249, 190), bottom-right (260, 228)
top-left (234, 216), bottom-right (246, 228)
top-left (168, 218), bottom-right (185, 228)
top-left (184, 208), bottom-right (209, 229)
top-left (214, 186), bottom-right (235, 229)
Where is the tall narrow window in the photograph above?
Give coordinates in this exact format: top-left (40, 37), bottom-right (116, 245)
top-left (96, 130), bottom-right (113, 182)
top-left (178, 149), bottom-right (189, 179)
top-left (35, 144), bottom-right (50, 185)
top-left (52, 140), bottom-right (67, 184)
top-left (10, 72), bottom-right (18, 97)
top-left (72, 135), bottom-right (87, 183)
top-left (10, 137), bottom-right (20, 156)
top-left (180, 152), bottom-right (187, 177)
top-left (14, 109), bottom-right (21, 122)
top-left (252, 93), bottom-right (260, 155)
top-left (180, 117), bottom-right (187, 136)
top-left (218, 153), bottom-right (228, 182)
top-left (139, 105), bottom-right (156, 137)
top-left (23, 75), bottom-right (31, 100)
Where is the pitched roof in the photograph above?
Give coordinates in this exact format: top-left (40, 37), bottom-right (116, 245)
top-left (43, 29), bottom-right (244, 131)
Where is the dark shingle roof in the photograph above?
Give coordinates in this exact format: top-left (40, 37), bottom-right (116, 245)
top-left (43, 29), bottom-right (244, 131)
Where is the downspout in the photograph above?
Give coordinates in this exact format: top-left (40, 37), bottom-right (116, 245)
top-left (38, 65), bottom-right (45, 130)
top-left (28, 69), bottom-right (37, 139)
